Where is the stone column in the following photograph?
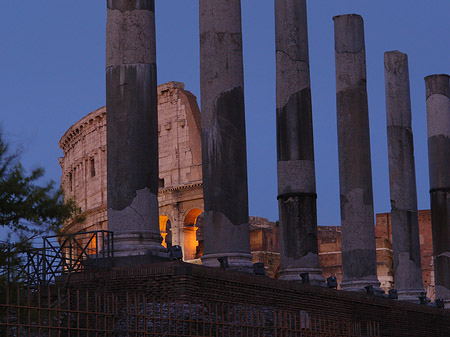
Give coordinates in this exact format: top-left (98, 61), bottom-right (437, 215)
top-left (384, 51), bottom-right (424, 302)
top-left (275, 0), bottom-right (323, 284)
top-left (425, 74), bottom-right (450, 307)
top-left (333, 14), bottom-right (381, 292)
top-left (106, 0), bottom-right (166, 257)
top-left (199, 0), bottom-right (253, 272)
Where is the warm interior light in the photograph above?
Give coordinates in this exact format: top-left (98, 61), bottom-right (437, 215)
top-left (159, 215), bottom-right (169, 248)
top-left (183, 209), bottom-right (203, 260)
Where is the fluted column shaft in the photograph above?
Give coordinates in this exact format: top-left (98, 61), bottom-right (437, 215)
top-left (275, 0), bottom-right (323, 284)
top-left (425, 74), bottom-right (450, 307)
top-left (333, 14), bottom-right (380, 292)
top-left (106, 0), bottom-right (166, 257)
top-left (384, 51), bottom-right (424, 302)
top-left (199, 0), bottom-right (252, 271)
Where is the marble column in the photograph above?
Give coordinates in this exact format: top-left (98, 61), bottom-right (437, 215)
top-left (199, 0), bottom-right (253, 272)
top-left (275, 0), bottom-right (323, 284)
top-left (425, 74), bottom-right (450, 307)
top-left (106, 0), bottom-right (166, 257)
top-left (384, 51), bottom-right (424, 302)
top-left (333, 14), bottom-right (381, 292)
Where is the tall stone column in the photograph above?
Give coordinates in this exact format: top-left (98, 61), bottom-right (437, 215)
top-left (106, 0), bottom-right (166, 257)
top-left (199, 0), bottom-right (253, 272)
top-left (425, 74), bottom-right (450, 307)
top-left (275, 0), bottom-right (323, 284)
top-left (384, 51), bottom-right (424, 302)
top-left (333, 14), bottom-right (381, 292)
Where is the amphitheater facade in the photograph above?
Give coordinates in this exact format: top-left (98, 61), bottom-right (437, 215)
top-left (59, 82), bottom-right (205, 261)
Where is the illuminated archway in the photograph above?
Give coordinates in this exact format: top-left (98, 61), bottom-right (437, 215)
top-left (159, 215), bottom-right (171, 248)
top-left (183, 208), bottom-right (203, 260)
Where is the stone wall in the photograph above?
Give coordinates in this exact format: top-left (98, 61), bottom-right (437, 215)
top-left (59, 107), bottom-right (107, 234)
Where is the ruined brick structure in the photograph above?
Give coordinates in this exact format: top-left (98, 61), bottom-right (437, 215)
top-left (375, 210), bottom-right (435, 300)
top-left (318, 210), bottom-right (435, 298)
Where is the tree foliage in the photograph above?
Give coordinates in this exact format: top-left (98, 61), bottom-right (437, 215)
top-left (0, 133), bottom-right (79, 237)
top-left (0, 132), bottom-right (81, 275)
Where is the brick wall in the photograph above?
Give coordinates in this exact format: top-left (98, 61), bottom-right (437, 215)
top-left (68, 262), bottom-right (450, 337)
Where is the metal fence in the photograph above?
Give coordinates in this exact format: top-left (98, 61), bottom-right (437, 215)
top-left (0, 285), bottom-right (380, 337)
top-left (0, 286), bottom-right (115, 337)
top-left (0, 231), bottom-right (114, 286)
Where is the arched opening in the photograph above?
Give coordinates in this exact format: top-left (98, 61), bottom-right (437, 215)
top-left (183, 208), bottom-right (203, 260)
top-left (159, 215), bottom-right (171, 248)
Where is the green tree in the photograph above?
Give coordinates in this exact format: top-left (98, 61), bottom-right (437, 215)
top-left (0, 132), bottom-right (80, 273)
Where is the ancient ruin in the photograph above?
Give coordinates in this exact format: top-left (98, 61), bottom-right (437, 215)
top-left (58, 87), bottom-right (439, 299)
top-left (333, 14), bottom-right (381, 292)
top-left (59, 82), bottom-right (204, 261)
top-left (275, 0), bottom-right (323, 284)
top-left (426, 74), bottom-right (450, 307)
top-left (384, 51), bottom-right (424, 301)
top-left (59, 82), bottom-right (280, 272)
top-left (105, 0), bottom-right (166, 258)
top-left (198, 0), bottom-right (253, 271)
top-left (46, 2), bottom-right (450, 335)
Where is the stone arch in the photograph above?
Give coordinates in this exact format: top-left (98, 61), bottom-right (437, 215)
top-left (183, 208), bottom-right (203, 260)
top-left (159, 214), bottom-right (172, 248)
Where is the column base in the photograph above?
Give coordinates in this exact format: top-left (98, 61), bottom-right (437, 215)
top-left (201, 252), bottom-right (253, 273)
top-left (435, 285), bottom-right (450, 309)
top-left (340, 278), bottom-right (383, 294)
top-left (278, 267), bottom-right (325, 286)
top-left (397, 289), bottom-right (425, 303)
top-left (113, 231), bottom-right (169, 258)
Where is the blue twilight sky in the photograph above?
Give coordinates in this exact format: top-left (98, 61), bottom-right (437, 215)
top-left (0, 1), bottom-right (449, 228)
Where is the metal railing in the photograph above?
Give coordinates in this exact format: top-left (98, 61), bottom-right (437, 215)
top-left (1, 230), bottom-right (114, 286)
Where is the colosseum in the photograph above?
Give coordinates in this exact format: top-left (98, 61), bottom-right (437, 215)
top-left (59, 81), bottom-right (436, 295)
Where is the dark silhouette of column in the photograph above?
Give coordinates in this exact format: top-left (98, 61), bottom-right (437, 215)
top-left (106, 0), bottom-right (166, 257)
top-left (199, 0), bottom-right (252, 272)
top-left (425, 74), bottom-right (450, 307)
top-left (385, 51), bottom-right (424, 302)
top-left (333, 14), bottom-right (381, 292)
top-left (275, 0), bottom-right (323, 284)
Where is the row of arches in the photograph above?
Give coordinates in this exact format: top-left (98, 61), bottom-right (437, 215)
top-left (159, 208), bottom-right (204, 260)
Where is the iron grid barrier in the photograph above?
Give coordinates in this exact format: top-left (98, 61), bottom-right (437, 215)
top-left (0, 230), bottom-right (114, 286)
top-left (0, 285), bottom-right (381, 337)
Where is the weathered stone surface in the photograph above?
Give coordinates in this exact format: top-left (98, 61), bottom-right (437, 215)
top-left (106, 6), bottom-right (156, 67)
top-left (426, 74), bottom-right (450, 307)
top-left (199, 0), bottom-right (252, 271)
top-left (333, 14), bottom-right (380, 292)
top-left (107, 0), bottom-right (154, 11)
top-left (384, 51), bottom-right (424, 302)
top-left (106, 64), bottom-right (158, 210)
top-left (106, 0), bottom-right (165, 257)
top-left (275, 0), bottom-right (322, 284)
